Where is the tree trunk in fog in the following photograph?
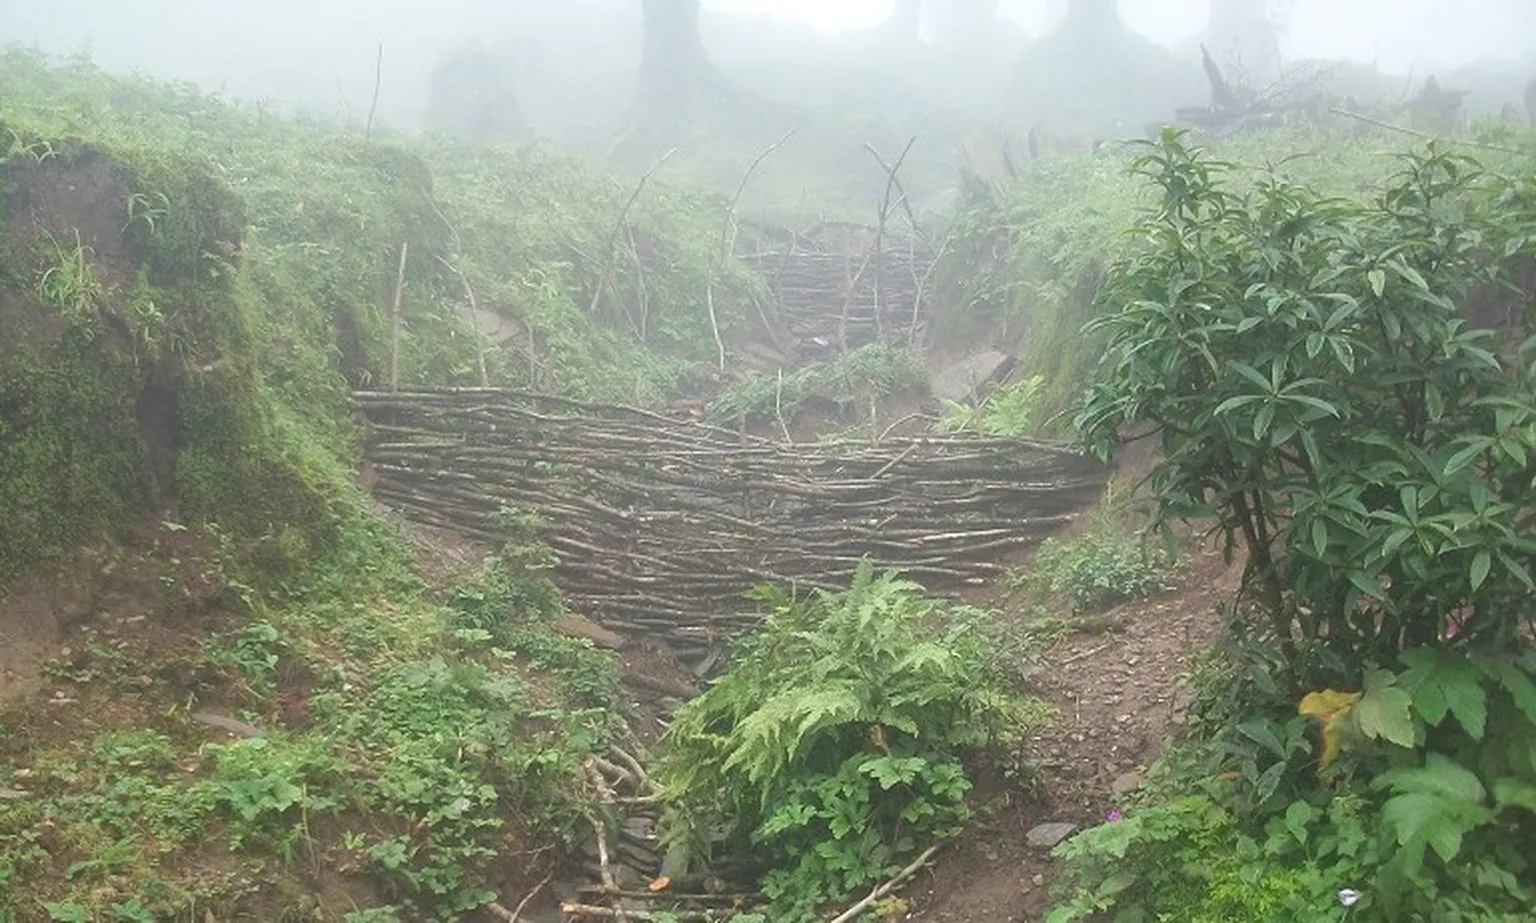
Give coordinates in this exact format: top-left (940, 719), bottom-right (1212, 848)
top-left (637, 0), bottom-right (713, 124)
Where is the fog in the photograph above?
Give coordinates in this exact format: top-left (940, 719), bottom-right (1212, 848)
top-left (2, 0), bottom-right (1532, 184)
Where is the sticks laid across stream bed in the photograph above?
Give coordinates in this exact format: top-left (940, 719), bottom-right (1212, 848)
top-left (353, 387), bottom-right (1107, 642)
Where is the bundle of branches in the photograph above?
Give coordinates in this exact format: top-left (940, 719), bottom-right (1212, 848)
top-left (353, 387), bottom-right (1106, 646)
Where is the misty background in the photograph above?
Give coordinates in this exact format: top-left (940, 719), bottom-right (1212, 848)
top-left (3, 0), bottom-right (1534, 216)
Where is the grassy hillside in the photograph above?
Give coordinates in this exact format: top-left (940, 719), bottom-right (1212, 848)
top-left (0, 50), bottom-right (755, 921)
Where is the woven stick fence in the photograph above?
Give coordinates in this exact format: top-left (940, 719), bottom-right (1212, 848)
top-left (354, 387), bottom-right (1107, 648)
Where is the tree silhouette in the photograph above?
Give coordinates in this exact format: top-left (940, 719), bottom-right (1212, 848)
top-left (635, 0), bottom-right (718, 127)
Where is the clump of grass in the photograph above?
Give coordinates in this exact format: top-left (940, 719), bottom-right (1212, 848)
top-left (707, 343), bottom-right (928, 424)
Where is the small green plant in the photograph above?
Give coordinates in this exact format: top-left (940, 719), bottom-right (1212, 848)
top-left (1032, 530), bottom-right (1173, 613)
top-left (122, 190), bottom-right (169, 234)
top-left (657, 561), bottom-right (1032, 921)
top-left (707, 344), bottom-right (929, 424)
top-left (935, 373), bottom-right (1046, 436)
top-left (206, 619), bottom-right (287, 698)
top-left (35, 229), bottom-right (105, 329)
top-left (4, 127), bottom-right (56, 164)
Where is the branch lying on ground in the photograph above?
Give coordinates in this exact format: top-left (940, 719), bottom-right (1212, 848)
top-left (827, 845), bottom-right (940, 923)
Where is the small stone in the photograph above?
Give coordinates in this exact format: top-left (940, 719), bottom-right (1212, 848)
top-left (1115, 714), bottom-right (1132, 724)
top-left (1111, 772), bottom-right (1142, 795)
top-left (1032, 873), bottom-right (1045, 886)
top-left (1026, 822), bottom-right (1079, 849)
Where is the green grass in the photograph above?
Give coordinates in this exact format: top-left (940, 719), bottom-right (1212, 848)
top-left (0, 49), bottom-right (690, 919)
top-left (0, 531), bottom-right (621, 921)
top-left (928, 119), bottom-right (1536, 432)
top-left (0, 48), bottom-right (761, 408)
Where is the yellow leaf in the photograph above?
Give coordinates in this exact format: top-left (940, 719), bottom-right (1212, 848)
top-left (1298, 688), bottom-right (1362, 775)
top-left (1298, 689), bottom-right (1361, 721)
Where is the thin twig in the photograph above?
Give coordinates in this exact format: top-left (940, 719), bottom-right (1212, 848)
top-left (365, 42), bottom-right (383, 142)
top-left (588, 812), bottom-right (617, 894)
top-left (1328, 107), bottom-right (1531, 155)
top-left (863, 137), bottom-right (919, 346)
top-left (719, 128), bottom-right (797, 260)
top-left (774, 367), bottom-right (793, 443)
top-left (1060, 642), bottom-right (1113, 666)
top-left (590, 147), bottom-right (680, 318)
top-left (713, 129), bottom-right (797, 360)
top-left (434, 255), bottom-right (490, 387)
top-left (496, 870), bottom-right (554, 923)
top-left (827, 845), bottom-right (939, 923)
top-left (561, 906), bottom-right (728, 921)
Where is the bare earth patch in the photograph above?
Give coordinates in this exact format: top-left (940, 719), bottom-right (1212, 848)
top-left (902, 543), bottom-right (1237, 923)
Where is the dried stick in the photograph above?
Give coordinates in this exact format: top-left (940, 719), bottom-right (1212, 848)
top-left (589, 753), bottom-right (637, 788)
top-left (588, 812), bottom-right (617, 894)
top-left (826, 845), bottom-right (939, 923)
top-left (434, 255), bottom-right (490, 386)
top-left (774, 367), bottom-right (793, 443)
top-left (909, 229), bottom-right (952, 349)
top-left (1328, 107), bottom-right (1530, 155)
top-left (589, 147), bottom-right (679, 318)
top-left (365, 42), bottom-right (383, 142)
top-left (389, 241), bottom-right (408, 391)
top-left (560, 906), bottom-right (728, 921)
top-left (608, 745), bottom-right (656, 792)
top-left (625, 223), bottom-right (652, 341)
top-left (861, 137), bottom-right (919, 345)
top-left (511, 871), bottom-right (554, 922)
top-left (712, 128), bottom-right (797, 362)
top-left (719, 128), bottom-right (798, 260)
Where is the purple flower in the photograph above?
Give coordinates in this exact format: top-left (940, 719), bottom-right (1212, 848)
top-left (1106, 809), bottom-right (1123, 822)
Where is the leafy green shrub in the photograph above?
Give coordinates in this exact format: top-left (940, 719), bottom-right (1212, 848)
top-left (1032, 530), bottom-right (1173, 613)
top-left (1076, 132), bottom-right (1536, 670)
top-left (934, 373), bottom-right (1046, 436)
top-left (1050, 131), bottom-right (1536, 922)
top-left (707, 343), bottom-right (929, 425)
top-left (656, 562), bottom-right (1028, 921)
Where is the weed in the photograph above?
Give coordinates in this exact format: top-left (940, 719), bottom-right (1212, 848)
top-left (658, 561), bottom-right (1040, 921)
top-left (205, 619), bottom-right (287, 698)
top-left (935, 373), bottom-right (1046, 436)
top-left (707, 343), bottom-right (928, 425)
top-left (1031, 531), bottom-right (1173, 613)
top-left (35, 230), bottom-right (105, 331)
top-left (122, 190), bottom-right (169, 235)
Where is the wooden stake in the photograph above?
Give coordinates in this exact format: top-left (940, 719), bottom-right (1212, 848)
top-left (389, 241), bottom-right (408, 391)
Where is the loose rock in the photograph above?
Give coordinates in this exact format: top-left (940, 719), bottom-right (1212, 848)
top-left (1026, 822), bottom-right (1079, 849)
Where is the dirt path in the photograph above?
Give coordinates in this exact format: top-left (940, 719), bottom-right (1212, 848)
top-left (901, 544), bottom-right (1237, 923)
top-left (394, 508), bottom-right (1242, 923)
